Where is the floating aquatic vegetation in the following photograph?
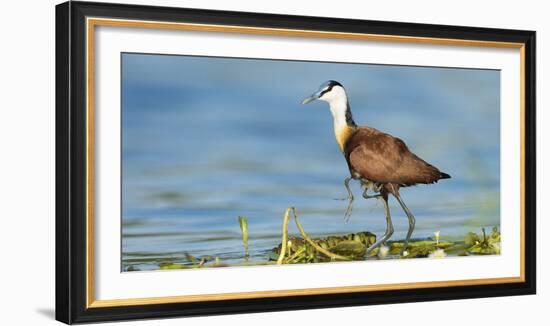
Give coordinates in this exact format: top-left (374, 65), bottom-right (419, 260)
top-left (378, 245), bottom-right (389, 259)
top-left (428, 249), bottom-right (447, 259)
top-left (386, 239), bottom-right (454, 258)
top-left (125, 265), bottom-right (140, 272)
top-left (159, 262), bottom-right (186, 270)
top-left (146, 207), bottom-right (502, 271)
top-left (272, 231), bottom-right (377, 263)
top-left (466, 227), bottom-right (501, 255)
top-left (273, 207), bottom-right (369, 264)
top-left (157, 253), bottom-right (231, 270)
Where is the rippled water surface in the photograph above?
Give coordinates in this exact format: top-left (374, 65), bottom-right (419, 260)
top-left (122, 54), bottom-right (500, 271)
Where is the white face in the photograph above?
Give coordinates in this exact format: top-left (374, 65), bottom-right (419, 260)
top-left (302, 82), bottom-right (351, 127)
top-left (318, 85), bottom-right (347, 104)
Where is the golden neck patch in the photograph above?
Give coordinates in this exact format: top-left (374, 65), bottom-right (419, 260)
top-left (334, 124), bottom-right (356, 152)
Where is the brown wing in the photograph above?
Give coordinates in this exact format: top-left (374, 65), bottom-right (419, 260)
top-left (344, 127), bottom-right (448, 186)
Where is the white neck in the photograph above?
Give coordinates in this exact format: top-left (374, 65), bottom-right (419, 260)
top-left (320, 87), bottom-right (356, 152)
top-left (321, 87), bottom-right (355, 129)
top-left (328, 97), bottom-right (350, 129)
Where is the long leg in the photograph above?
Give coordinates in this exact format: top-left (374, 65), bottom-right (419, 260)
top-left (393, 193), bottom-right (416, 255)
top-left (334, 177), bottom-right (354, 221)
top-left (366, 193), bottom-right (394, 256)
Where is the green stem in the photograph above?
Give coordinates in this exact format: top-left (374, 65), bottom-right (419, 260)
top-left (290, 207), bottom-right (349, 261)
top-left (276, 208), bottom-right (291, 264)
top-left (238, 216), bottom-right (249, 259)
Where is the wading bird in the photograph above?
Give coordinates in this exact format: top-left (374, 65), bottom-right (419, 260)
top-left (302, 80), bottom-right (450, 255)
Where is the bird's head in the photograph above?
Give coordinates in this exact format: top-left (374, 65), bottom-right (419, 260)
top-left (302, 80), bottom-right (347, 105)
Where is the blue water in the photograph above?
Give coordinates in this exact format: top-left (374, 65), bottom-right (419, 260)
top-left (121, 53), bottom-right (500, 271)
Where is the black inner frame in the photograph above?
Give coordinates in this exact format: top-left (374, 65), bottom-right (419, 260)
top-left (56, 1), bottom-right (536, 324)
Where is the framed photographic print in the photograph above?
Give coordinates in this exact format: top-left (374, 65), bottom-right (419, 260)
top-left (55, 1), bottom-right (536, 324)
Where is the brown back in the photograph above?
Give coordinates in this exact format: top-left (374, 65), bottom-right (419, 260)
top-left (344, 127), bottom-right (445, 186)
